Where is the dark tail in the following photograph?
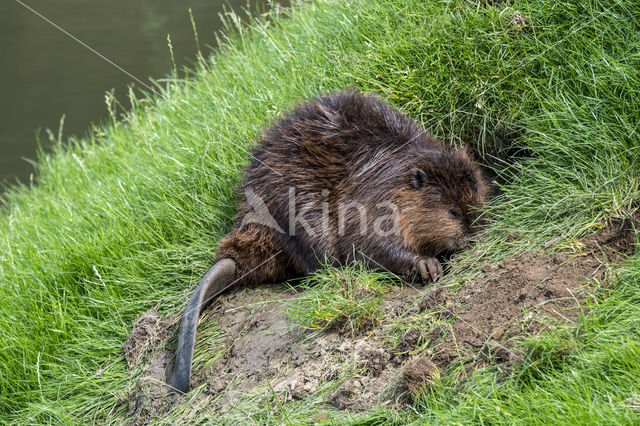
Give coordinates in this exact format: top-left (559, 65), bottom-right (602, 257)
top-left (169, 258), bottom-right (237, 393)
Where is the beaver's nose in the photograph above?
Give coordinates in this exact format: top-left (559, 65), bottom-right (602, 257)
top-left (449, 236), bottom-right (468, 251)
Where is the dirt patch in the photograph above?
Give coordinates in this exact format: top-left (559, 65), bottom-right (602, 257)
top-left (123, 308), bottom-right (176, 425)
top-left (397, 354), bottom-right (439, 396)
top-left (126, 351), bottom-right (174, 424)
top-left (420, 218), bottom-right (636, 377)
top-left (426, 250), bottom-right (604, 375)
top-left (192, 285), bottom-right (303, 398)
top-left (125, 218), bottom-right (636, 421)
top-left (123, 307), bottom-right (172, 369)
top-left (499, 7), bottom-right (530, 32)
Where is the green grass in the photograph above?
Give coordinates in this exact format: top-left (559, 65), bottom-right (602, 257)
top-left (288, 262), bottom-right (399, 335)
top-left (1, 0), bottom-right (639, 423)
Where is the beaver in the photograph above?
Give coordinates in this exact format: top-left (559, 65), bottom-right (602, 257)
top-left (169, 90), bottom-right (488, 393)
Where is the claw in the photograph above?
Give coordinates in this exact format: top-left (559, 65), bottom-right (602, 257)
top-left (415, 256), bottom-right (443, 283)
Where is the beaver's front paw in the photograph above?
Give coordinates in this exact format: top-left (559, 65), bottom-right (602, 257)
top-left (412, 256), bottom-right (443, 284)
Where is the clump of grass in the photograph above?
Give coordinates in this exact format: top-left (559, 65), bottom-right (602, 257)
top-left (386, 311), bottom-right (452, 357)
top-left (190, 311), bottom-right (227, 372)
top-left (288, 263), bottom-right (399, 335)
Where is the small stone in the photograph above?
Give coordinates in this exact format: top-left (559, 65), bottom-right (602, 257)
top-left (209, 377), bottom-right (227, 394)
top-left (398, 355), bottom-right (439, 398)
top-left (404, 328), bottom-right (421, 346)
top-left (553, 253), bottom-right (568, 264)
top-left (490, 327), bottom-right (505, 340)
top-left (337, 341), bottom-right (352, 353)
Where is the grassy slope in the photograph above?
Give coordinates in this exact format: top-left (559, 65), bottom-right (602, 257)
top-left (0, 0), bottom-right (639, 423)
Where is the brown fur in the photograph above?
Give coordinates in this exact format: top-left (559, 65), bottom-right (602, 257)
top-left (216, 90), bottom-right (488, 286)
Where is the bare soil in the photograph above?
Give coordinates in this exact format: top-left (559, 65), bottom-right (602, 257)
top-left (124, 218), bottom-right (636, 423)
top-left (123, 307), bottom-right (172, 369)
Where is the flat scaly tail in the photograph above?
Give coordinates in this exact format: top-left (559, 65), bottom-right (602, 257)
top-left (169, 258), bottom-right (236, 393)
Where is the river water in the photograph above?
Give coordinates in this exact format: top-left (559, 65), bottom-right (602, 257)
top-left (0, 0), bottom-right (275, 186)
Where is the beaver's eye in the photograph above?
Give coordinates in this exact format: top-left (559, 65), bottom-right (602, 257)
top-left (449, 208), bottom-right (460, 219)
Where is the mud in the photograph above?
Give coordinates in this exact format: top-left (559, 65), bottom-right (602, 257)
top-left (122, 308), bottom-right (172, 369)
top-left (426, 251), bottom-right (606, 374)
top-left (125, 219), bottom-right (636, 421)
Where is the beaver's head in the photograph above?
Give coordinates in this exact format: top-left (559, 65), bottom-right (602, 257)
top-left (394, 146), bottom-right (488, 256)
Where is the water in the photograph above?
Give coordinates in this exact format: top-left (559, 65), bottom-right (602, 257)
top-left (0, 0), bottom-right (275, 186)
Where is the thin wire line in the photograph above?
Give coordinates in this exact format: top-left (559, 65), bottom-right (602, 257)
top-left (13, 0), bottom-right (288, 177)
top-left (14, 0), bottom-right (155, 92)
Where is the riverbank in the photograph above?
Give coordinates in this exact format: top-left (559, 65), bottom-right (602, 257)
top-left (1, 0), bottom-right (639, 423)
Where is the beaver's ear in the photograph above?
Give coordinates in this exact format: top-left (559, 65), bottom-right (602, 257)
top-left (411, 168), bottom-right (428, 189)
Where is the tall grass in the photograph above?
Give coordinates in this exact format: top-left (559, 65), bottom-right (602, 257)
top-left (0, 0), bottom-right (638, 422)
